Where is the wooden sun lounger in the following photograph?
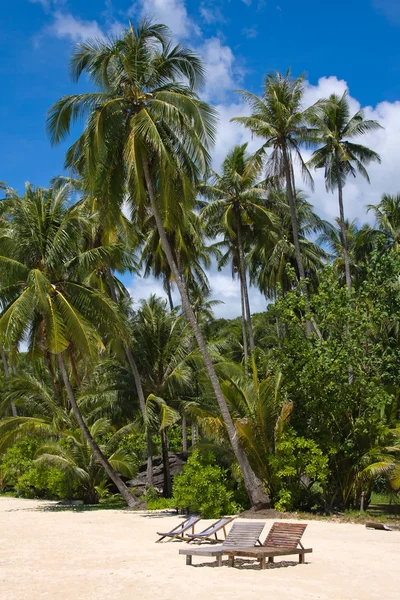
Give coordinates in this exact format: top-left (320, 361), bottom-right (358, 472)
top-left (223, 522), bottom-right (313, 569)
top-left (186, 517), bottom-right (234, 543)
top-left (179, 521), bottom-right (265, 566)
top-left (156, 516), bottom-right (201, 542)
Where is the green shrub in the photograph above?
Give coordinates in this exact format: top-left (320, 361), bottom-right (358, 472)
top-left (270, 429), bottom-right (329, 511)
top-left (0, 438), bottom-right (73, 500)
top-left (173, 450), bottom-right (241, 518)
top-left (15, 464), bottom-right (73, 499)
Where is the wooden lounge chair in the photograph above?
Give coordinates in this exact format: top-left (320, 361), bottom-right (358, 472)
top-left (223, 521), bottom-right (313, 569)
top-left (156, 516), bottom-right (201, 542)
top-left (186, 517), bottom-right (234, 543)
top-left (179, 521), bottom-right (265, 566)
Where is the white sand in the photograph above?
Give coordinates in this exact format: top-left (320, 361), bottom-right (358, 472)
top-left (0, 497), bottom-right (399, 600)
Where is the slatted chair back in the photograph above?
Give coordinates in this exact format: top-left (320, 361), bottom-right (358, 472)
top-left (221, 521), bottom-right (265, 548)
top-left (263, 522), bottom-right (307, 549)
top-left (197, 518), bottom-right (233, 536)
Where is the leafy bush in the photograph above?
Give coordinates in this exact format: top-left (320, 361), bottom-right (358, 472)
top-left (0, 438), bottom-right (73, 499)
top-left (15, 464), bottom-right (73, 499)
top-left (270, 430), bottom-right (329, 511)
top-left (173, 450), bottom-right (241, 518)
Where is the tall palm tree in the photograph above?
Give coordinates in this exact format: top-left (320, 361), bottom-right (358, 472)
top-left (232, 71), bottom-right (317, 302)
top-left (201, 143), bottom-right (274, 356)
top-left (318, 218), bottom-right (374, 287)
top-left (47, 21), bottom-right (269, 505)
top-left (308, 92), bottom-right (382, 291)
top-left (54, 174), bottom-right (155, 487)
top-left (0, 184), bottom-right (136, 507)
top-left (140, 206), bottom-right (213, 310)
top-left (249, 189), bottom-right (329, 298)
top-left (132, 295), bottom-right (192, 496)
top-left (367, 193), bottom-right (400, 252)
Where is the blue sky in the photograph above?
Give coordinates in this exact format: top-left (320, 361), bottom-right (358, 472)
top-left (2, 0), bottom-right (400, 316)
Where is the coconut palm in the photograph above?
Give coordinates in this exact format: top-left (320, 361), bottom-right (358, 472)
top-left (36, 418), bottom-right (135, 504)
top-left (308, 92), bottom-right (382, 291)
top-left (132, 295), bottom-right (193, 496)
top-left (232, 71), bottom-right (317, 301)
top-left (367, 193), bottom-right (400, 252)
top-left (47, 21), bottom-right (268, 505)
top-left (249, 189), bottom-right (329, 298)
top-left (0, 183), bottom-right (136, 507)
top-left (201, 144), bottom-right (274, 357)
top-left (140, 206), bottom-right (213, 310)
top-left (317, 218), bottom-right (375, 287)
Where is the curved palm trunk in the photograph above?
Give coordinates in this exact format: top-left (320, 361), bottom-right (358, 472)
top-left (57, 352), bottom-right (136, 508)
top-left (143, 161), bottom-right (269, 507)
top-left (1, 347), bottom-right (17, 417)
top-left (236, 220), bottom-right (255, 354)
top-left (240, 280), bottom-right (249, 365)
top-left (336, 154), bottom-right (352, 293)
top-left (106, 269), bottom-right (153, 487)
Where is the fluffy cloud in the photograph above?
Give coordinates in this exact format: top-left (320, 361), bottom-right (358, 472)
top-left (132, 0), bottom-right (200, 39)
top-left (48, 12), bottom-right (104, 41)
top-left (128, 268), bottom-right (266, 319)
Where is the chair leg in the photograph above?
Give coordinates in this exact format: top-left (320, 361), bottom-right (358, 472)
top-left (260, 557), bottom-right (266, 570)
top-left (299, 554), bottom-right (304, 564)
top-left (268, 557), bottom-right (274, 564)
top-left (217, 555), bottom-right (222, 567)
top-left (186, 555), bottom-right (192, 566)
top-left (228, 556), bottom-right (234, 568)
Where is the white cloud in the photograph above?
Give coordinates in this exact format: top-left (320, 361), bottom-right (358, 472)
top-left (47, 12), bottom-right (104, 41)
top-left (132, 0), bottom-right (200, 39)
top-left (199, 37), bottom-right (237, 101)
top-left (128, 275), bottom-right (177, 307)
top-left (128, 267), bottom-right (266, 319)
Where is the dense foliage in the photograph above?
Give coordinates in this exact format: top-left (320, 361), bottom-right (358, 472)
top-left (1, 21), bottom-right (399, 515)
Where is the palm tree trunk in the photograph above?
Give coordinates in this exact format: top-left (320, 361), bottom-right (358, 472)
top-left (191, 422), bottom-right (198, 446)
top-left (1, 347), bottom-right (17, 417)
top-left (143, 161), bottom-right (269, 507)
top-left (282, 145), bottom-right (312, 337)
top-left (283, 146), bottom-right (306, 282)
top-left (240, 280), bottom-right (249, 365)
top-left (106, 268), bottom-right (153, 487)
top-left (57, 352), bottom-right (136, 508)
top-left (236, 220), bottom-right (255, 354)
top-left (166, 278), bottom-right (174, 310)
top-left (336, 154), bottom-right (352, 293)
top-left (161, 428), bottom-right (172, 498)
top-left (182, 415), bottom-right (188, 452)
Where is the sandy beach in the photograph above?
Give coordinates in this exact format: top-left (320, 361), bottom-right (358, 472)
top-left (0, 497), bottom-right (399, 600)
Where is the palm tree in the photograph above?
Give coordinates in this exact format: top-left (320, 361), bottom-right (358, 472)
top-left (47, 21), bottom-right (269, 505)
top-left (367, 193), bottom-right (400, 252)
top-left (201, 144), bottom-right (274, 357)
top-left (249, 189), bottom-right (329, 298)
top-left (308, 92), bottom-right (382, 291)
top-left (132, 295), bottom-right (192, 496)
top-left (0, 183), bottom-right (136, 507)
top-left (317, 218), bottom-right (374, 287)
top-left (36, 418), bottom-right (135, 504)
top-left (140, 206), bottom-right (213, 310)
top-left (232, 71), bottom-right (317, 303)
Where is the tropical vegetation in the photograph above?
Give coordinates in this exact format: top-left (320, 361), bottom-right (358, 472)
top-left (1, 20), bottom-right (399, 517)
